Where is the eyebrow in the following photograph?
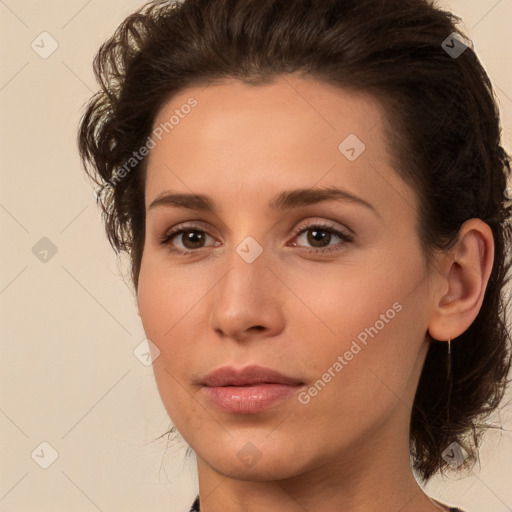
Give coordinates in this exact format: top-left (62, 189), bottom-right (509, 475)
top-left (148, 186), bottom-right (380, 218)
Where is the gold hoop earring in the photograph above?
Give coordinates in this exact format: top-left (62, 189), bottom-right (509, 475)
top-left (447, 339), bottom-right (451, 354)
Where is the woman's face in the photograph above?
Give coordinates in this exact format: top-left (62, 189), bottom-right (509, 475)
top-left (137, 74), bottom-right (436, 480)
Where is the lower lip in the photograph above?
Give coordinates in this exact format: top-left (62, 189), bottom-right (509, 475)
top-left (202, 383), bottom-right (302, 414)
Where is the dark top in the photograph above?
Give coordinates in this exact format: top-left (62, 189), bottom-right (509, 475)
top-left (189, 495), bottom-right (465, 511)
top-left (189, 496), bottom-right (200, 511)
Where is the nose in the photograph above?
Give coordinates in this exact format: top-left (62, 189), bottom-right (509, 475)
top-left (208, 243), bottom-right (286, 343)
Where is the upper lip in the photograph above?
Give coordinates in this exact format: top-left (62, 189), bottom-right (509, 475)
top-left (202, 365), bottom-right (303, 387)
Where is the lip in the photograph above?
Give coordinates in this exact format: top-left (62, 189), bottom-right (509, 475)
top-left (202, 364), bottom-right (303, 387)
top-left (201, 364), bottom-right (304, 414)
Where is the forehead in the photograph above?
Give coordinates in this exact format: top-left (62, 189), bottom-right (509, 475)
top-left (151, 74), bottom-right (385, 148)
top-left (144, 74), bottom-right (417, 217)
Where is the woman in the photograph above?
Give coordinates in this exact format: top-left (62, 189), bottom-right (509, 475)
top-left (78, 0), bottom-right (512, 510)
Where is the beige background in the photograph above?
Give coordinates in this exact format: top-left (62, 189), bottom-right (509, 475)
top-left (1, 0), bottom-right (511, 510)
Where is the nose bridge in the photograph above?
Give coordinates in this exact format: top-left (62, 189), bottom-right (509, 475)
top-left (220, 207), bottom-right (269, 279)
top-left (219, 233), bottom-right (271, 301)
top-left (208, 230), bottom-right (283, 337)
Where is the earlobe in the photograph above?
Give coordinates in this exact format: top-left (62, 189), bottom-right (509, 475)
top-left (427, 218), bottom-right (494, 342)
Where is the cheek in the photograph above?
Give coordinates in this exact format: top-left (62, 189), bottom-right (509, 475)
top-left (137, 252), bottom-right (208, 343)
top-left (136, 255), bottom-right (213, 419)
top-left (292, 303), bottom-right (418, 442)
top-left (290, 253), bottom-right (425, 406)
top-left (286, 257), bottom-right (399, 347)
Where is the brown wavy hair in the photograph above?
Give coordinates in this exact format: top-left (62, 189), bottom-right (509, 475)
top-left (78, 0), bottom-right (512, 482)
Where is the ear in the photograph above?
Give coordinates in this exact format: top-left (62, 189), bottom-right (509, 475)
top-left (427, 218), bottom-right (494, 343)
top-left (135, 300), bottom-right (141, 317)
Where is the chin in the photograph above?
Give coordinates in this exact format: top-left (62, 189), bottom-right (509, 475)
top-left (196, 439), bottom-right (312, 481)
top-left (209, 457), bottom-right (305, 481)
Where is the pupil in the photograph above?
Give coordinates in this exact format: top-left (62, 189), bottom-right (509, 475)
top-left (184, 230), bottom-right (204, 248)
top-left (308, 229), bottom-right (330, 247)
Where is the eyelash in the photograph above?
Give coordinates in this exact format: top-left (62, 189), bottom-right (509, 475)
top-left (158, 221), bottom-right (353, 255)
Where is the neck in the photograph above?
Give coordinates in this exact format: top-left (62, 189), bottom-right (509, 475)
top-left (194, 409), bottom-right (445, 512)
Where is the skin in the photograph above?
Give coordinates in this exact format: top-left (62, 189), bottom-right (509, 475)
top-left (136, 73), bottom-right (494, 512)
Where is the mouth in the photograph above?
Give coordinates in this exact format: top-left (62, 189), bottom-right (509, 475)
top-left (200, 364), bottom-right (304, 414)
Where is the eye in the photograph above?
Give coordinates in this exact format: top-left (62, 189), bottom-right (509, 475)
top-left (158, 224), bottom-right (218, 254)
top-left (290, 222), bottom-right (353, 253)
top-left (158, 221), bottom-right (353, 255)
